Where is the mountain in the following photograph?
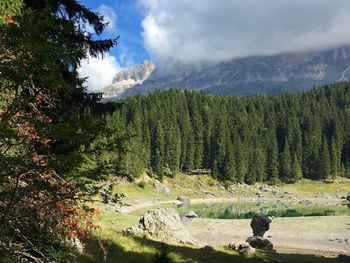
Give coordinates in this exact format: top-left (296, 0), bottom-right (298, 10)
top-left (103, 46), bottom-right (350, 98)
top-left (102, 60), bottom-right (155, 98)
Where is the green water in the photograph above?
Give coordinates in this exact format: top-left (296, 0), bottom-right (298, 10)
top-left (177, 202), bottom-right (350, 219)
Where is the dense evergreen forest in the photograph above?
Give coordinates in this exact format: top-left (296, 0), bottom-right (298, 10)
top-left (97, 83), bottom-right (350, 184)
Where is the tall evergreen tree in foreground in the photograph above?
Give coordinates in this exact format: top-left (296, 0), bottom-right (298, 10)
top-left (0, 0), bottom-right (117, 261)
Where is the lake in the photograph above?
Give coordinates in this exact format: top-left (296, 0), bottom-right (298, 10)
top-left (177, 201), bottom-right (350, 219)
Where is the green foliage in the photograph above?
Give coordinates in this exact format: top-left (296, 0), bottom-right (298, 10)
top-left (0, 0), bottom-right (117, 261)
top-left (106, 83), bottom-right (350, 183)
top-left (0, 0), bottom-right (23, 24)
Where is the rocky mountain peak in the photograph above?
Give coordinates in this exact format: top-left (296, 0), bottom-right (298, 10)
top-left (102, 60), bottom-right (156, 98)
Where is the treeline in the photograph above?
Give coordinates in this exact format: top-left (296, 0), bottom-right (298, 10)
top-left (100, 83), bottom-right (350, 183)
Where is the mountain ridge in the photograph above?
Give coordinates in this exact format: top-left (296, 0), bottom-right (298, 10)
top-left (103, 45), bottom-right (350, 99)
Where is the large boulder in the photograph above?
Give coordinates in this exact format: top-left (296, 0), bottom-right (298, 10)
top-left (246, 236), bottom-right (273, 250)
top-left (250, 214), bottom-right (272, 237)
top-left (246, 214), bottom-right (274, 250)
top-left (123, 208), bottom-right (197, 245)
top-left (154, 180), bottom-right (171, 195)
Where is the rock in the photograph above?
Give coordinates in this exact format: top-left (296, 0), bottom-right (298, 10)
top-left (177, 196), bottom-right (190, 203)
top-left (220, 186), bottom-right (225, 190)
top-left (185, 211), bottom-right (198, 218)
top-left (260, 184), bottom-right (270, 192)
top-left (239, 244), bottom-right (256, 256)
top-left (246, 236), bottom-right (273, 250)
top-left (206, 193), bottom-right (216, 198)
top-left (123, 208), bottom-right (196, 245)
top-left (154, 180), bottom-right (171, 195)
top-left (227, 241), bottom-right (255, 256)
top-left (250, 214), bottom-right (272, 237)
top-left (227, 185), bottom-right (236, 193)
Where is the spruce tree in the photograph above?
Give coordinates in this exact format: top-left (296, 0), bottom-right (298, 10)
top-left (266, 135), bottom-right (279, 183)
top-left (291, 154), bottom-right (303, 183)
top-left (0, 0), bottom-right (117, 260)
top-left (330, 138), bottom-right (340, 180)
top-left (280, 140), bottom-right (292, 182)
top-left (319, 137), bottom-right (331, 180)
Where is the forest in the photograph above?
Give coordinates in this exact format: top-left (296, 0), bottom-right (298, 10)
top-left (97, 84), bottom-right (350, 184)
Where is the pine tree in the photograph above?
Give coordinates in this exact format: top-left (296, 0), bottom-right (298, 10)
top-left (151, 121), bottom-right (165, 177)
top-left (319, 137), bottom-right (331, 180)
top-left (246, 149), bottom-right (265, 184)
top-left (330, 138), bottom-right (340, 180)
top-left (266, 134), bottom-right (279, 183)
top-left (291, 154), bottom-right (303, 183)
top-left (0, 0), bottom-right (117, 260)
top-left (280, 140), bottom-right (292, 182)
top-left (234, 138), bottom-right (247, 183)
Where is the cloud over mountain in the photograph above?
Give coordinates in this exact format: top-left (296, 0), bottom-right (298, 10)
top-left (140, 0), bottom-right (350, 63)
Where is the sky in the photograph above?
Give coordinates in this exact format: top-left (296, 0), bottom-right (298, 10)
top-left (78, 0), bottom-right (350, 92)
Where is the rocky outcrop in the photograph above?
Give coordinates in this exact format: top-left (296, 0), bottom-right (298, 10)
top-left (154, 180), bottom-right (171, 195)
top-left (123, 208), bottom-right (197, 245)
top-left (246, 236), bottom-right (273, 250)
top-left (246, 214), bottom-right (274, 250)
top-left (115, 45), bottom-right (350, 99)
top-left (250, 214), bottom-right (272, 237)
top-left (103, 60), bottom-right (155, 98)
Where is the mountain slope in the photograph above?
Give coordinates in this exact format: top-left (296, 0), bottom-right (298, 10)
top-left (104, 46), bottom-right (350, 98)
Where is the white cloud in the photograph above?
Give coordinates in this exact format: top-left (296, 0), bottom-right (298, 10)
top-left (139, 0), bottom-right (350, 63)
top-left (78, 53), bottom-right (121, 92)
top-left (97, 4), bottom-right (117, 32)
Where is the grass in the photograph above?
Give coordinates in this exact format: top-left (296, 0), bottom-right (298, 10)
top-left (80, 231), bottom-right (341, 263)
top-left (285, 177), bottom-right (350, 194)
top-left (81, 174), bottom-right (350, 262)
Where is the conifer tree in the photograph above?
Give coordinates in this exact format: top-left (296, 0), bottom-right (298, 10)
top-left (319, 137), bottom-right (331, 180)
top-left (0, 0), bottom-right (117, 260)
top-left (291, 154), bottom-right (303, 183)
top-left (280, 140), bottom-right (292, 182)
top-left (330, 138), bottom-right (340, 180)
top-left (266, 134), bottom-right (279, 183)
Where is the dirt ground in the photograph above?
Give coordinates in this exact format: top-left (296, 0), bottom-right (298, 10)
top-left (187, 215), bottom-right (350, 257)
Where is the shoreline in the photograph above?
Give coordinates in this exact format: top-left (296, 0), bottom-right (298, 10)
top-left (117, 195), bottom-right (348, 214)
top-left (111, 195), bottom-right (350, 256)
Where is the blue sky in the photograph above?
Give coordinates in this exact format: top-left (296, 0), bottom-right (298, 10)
top-left (81, 0), bottom-right (149, 67)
